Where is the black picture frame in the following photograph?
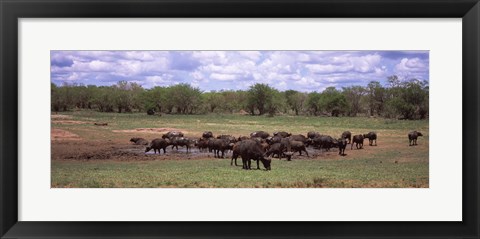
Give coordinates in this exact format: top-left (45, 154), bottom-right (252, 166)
top-left (1, 0), bottom-right (479, 238)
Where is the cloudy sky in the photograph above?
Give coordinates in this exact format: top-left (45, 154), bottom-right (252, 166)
top-left (51, 50), bottom-right (429, 92)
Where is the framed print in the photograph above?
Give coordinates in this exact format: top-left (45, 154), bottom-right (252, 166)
top-left (1, 0), bottom-right (479, 238)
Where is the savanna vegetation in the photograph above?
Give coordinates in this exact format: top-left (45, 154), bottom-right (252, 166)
top-left (51, 112), bottom-right (429, 188)
top-left (52, 75), bottom-right (429, 120)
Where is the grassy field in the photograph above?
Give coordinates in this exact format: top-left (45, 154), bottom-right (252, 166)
top-left (51, 111), bottom-right (429, 188)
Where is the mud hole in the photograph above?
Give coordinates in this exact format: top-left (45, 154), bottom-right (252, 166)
top-left (52, 139), bottom-right (350, 162)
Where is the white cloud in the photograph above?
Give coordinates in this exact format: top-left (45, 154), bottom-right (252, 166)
top-left (395, 58), bottom-right (428, 73)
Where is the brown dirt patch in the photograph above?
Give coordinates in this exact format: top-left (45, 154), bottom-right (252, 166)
top-left (51, 114), bottom-right (72, 120)
top-left (51, 129), bottom-right (82, 141)
top-left (52, 120), bottom-right (91, 125)
top-left (112, 128), bottom-right (187, 134)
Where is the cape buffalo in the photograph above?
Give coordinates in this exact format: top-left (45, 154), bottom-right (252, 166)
top-left (337, 138), bottom-right (347, 156)
top-left (351, 135), bottom-right (364, 150)
top-left (266, 136), bottom-right (282, 145)
top-left (216, 135), bottom-right (237, 144)
top-left (236, 140), bottom-right (271, 170)
top-left (130, 137), bottom-right (149, 145)
top-left (363, 132), bottom-right (377, 146)
top-left (341, 131), bottom-right (352, 144)
top-left (195, 138), bottom-right (209, 152)
top-left (250, 131), bottom-right (270, 139)
top-left (210, 138), bottom-right (234, 158)
top-left (290, 140), bottom-right (309, 157)
top-left (145, 138), bottom-right (169, 154)
top-left (307, 131), bottom-right (321, 139)
top-left (312, 135), bottom-right (337, 152)
top-left (408, 131), bottom-right (423, 146)
top-left (170, 137), bottom-right (194, 153)
top-left (162, 131), bottom-right (184, 139)
top-left (147, 109), bottom-right (155, 115)
top-left (202, 131), bottom-right (214, 139)
top-left (273, 131), bottom-right (291, 138)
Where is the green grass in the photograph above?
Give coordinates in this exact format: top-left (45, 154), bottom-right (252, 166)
top-left (52, 158), bottom-right (428, 188)
top-left (54, 111), bottom-right (428, 139)
top-left (51, 111), bottom-right (429, 188)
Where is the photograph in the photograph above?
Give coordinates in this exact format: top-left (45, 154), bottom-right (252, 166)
top-left (50, 50), bottom-right (429, 188)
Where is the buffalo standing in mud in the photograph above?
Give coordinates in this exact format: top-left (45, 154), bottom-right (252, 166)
top-left (145, 138), bottom-right (170, 154)
top-left (130, 137), bottom-right (149, 145)
top-left (289, 140), bottom-right (309, 157)
top-left (265, 143), bottom-right (293, 160)
top-left (170, 137), bottom-right (194, 153)
top-left (233, 140), bottom-right (271, 170)
top-left (312, 135), bottom-right (337, 152)
top-left (351, 135), bottom-right (364, 150)
top-left (195, 138), bottom-right (209, 152)
top-left (210, 138), bottom-right (234, 158)
top-left (408, 131), bottom-right (423, 146)
top-left (363, 132), bottom-right (377, 146)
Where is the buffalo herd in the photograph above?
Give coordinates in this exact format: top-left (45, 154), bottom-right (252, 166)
top-left (133, 129), bottom-right (424, 171)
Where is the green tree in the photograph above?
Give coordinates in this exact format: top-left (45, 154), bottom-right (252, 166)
top-left (318, 87), bottom-right (348, 117)
top-left (306, 92), bottom-right (321, 116)
top-left (342, 86), bottom-right (366, 116)
top-left (285, 90), bottom-right (307, 115)
top-left (247, 83), bottom-right (277, 115)
top-left (203, 91), bottom-right (224, 113)
top-left (168, 83), bottom-right (202, 114)
top-left (367, 81), bottom-right (386, 116)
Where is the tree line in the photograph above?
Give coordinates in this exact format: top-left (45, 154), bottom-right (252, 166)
top-left (51, 75), bottom-right (428, 120)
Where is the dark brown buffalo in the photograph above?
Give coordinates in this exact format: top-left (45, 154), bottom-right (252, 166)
top-left (202, 131), bottom-right (214, 139)
top-left (312, 135), bottom-right (337, 151)
top-left (307, 131), bottom-right (321, 139)
top-left (195, 138), bottom-right (209, 152)
top-left (145, 138), bottom-right (170, 154)
top-left (290, 140), bottom-right (309, 157)
top-left (216, 134), bottom-right (237, 144)
top-left (162, 131), bottom-right (184, 139)
top-left (235, 140), bottom-right (271, 170)
top-left (265, 141), bottom-right (294, 161)
top-left (266, 136), bottom-right (282, 145)
top-left (337, 138), bottom-right (347, 156)
top-left (170, 137), bottom-right (194, 153)
top-left (363, 132), bottom-right (377, 146)
top-left (147, 109), bottom-right (155, 115)
top-left (210, 138), bottom-right (234, 158)
top-left (351, 135), bottom-right (364, 150)
top-left (289, 134), bottom-right (309, 145)
top-left (250, 131), bottom-right (270, 139)
top-left (273, 131), bottom-right (291, 138)
top-left (130, 137), bottom-right (149, 145)
top-left (341, 131), bottom-right (352, 144)
top-left (237, 136), bottom-right (249, 141)
top-left (408, 131), bottom-right (423, 146)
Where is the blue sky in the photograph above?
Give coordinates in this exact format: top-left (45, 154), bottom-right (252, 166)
top-left (51, 50), bottom-right (429, 92)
